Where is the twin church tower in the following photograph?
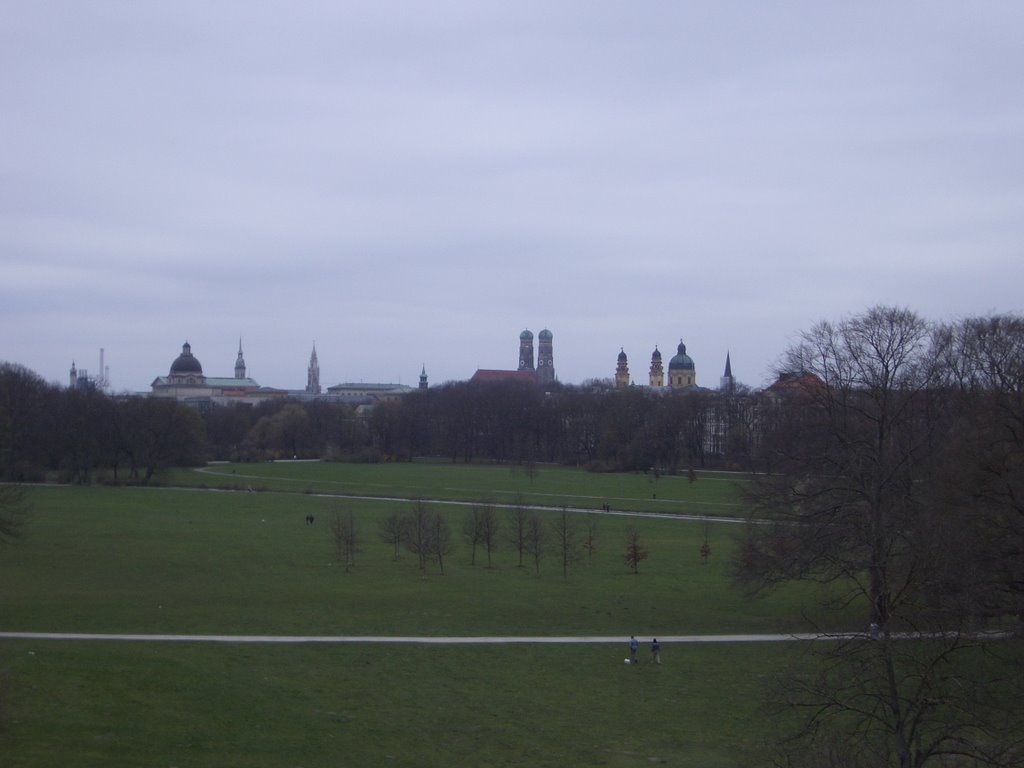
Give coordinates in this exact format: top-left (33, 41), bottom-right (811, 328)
top-left (517, 329), bottom-right (556, 384)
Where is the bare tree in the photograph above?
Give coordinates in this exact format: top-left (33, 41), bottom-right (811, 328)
top-left (403, 500), bottom-right (452, 575)
top-left (464, 501), bottom-right (499, 567)
top-left (507, 495), bottom-right (529, 568)
top-left (582, 516), bottom-right (598, 563)
top-left (378, 510), bottom-right (406, 561)
top-left (737, 306), bottom-right (1024, 768)
top-left (478, 502), bottom-right (500, 568)
top-left (404, 499), bottom-right (433, 573)
top-left (524, 513), bottom-right (546, 575)
top-left (550, 507), bottom-right (580, 581)
top-left (429, 510), bottom-right (453, 575)
top-left (329, 507), bottom-right (360, 571)
top-left (623, 526), bottom-right (648, 574)
top-left (462, 503), bottom-right (486, 565)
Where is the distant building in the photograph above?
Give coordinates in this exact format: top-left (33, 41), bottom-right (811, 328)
top-left (615, 348), bottom-right (630, 389)
top-left (667, 340), bottom-right (697, 388)
top-left (470, 369), bottom-right (538, 385)
top-left (474, 328), bottom-right (556, 386)
top-left (150, 341), bottom-right (285, 406)
top-left (536, 329), bottom-right (555, 384)
top-left (68, 361), bottom-right (98, 390)
top-left (234, 339), bottom-right (246, 379)
top-left (648, 346), bottom-right (664, 388)
top-left (306, 344), bottom-right (321, 394)
top-left (147, 339), bottom-right (423, 409)
top-left (720, 352), bottom-right (734, 392)
top-left (326, 382), bottom-right (414, 402)
top-left (616, 339), bottom-right (699, 390)
top-left (518, 330), bottom-right (535, 373)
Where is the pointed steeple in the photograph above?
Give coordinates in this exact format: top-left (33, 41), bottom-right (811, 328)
top-left (720, 351), bottom-right (734, 392)
top-left (306, 343), bottom-right (321, 394)
top-left (234, 338), bottom-right (246, 379)
top-left (419, 364), bottom-right (428, 390)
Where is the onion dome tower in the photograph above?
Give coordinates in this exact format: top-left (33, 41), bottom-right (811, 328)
top-left (649, 346), bottom-right (664, 388)
top-left (615, 348), bottom-right (630, 389)
top-left (518, 330), bottom-right (535, 372)
top-left (536, 328), bottom-right (555, 384)
top-left (668, 339), bottom-right (696, 389)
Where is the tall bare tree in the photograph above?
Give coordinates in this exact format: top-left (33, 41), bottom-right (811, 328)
top-left (404, 499), bottom-right (434, 573)
top-left (507, 495), bottom-right (529, 568)
top-left (430, 510), bottom-right (453, 575)
top-left (378, 510), bottom-right (406, 561)
top-left (463, 501), bottom-right (499, 567)
top-left (737, 306), bottom-right (1024, 768)
top-left (550, 507), bottom-right (580, 581)
top-left (329, 507), bottom-right (360, 572)
top-left (524, 513), bottom-right (546, 575)
top-left (403, 500), bottom-right (452, 575)
top-left (623, 526), bottom-right (647, 574)
top-left (462, 503), bottom-right (486, 566)
top-left (582, 516), bottom-right (598, 563)
top-left (478, 502), bottom-right (500, 568)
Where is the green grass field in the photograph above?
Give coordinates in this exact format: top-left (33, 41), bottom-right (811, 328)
top-left (0, 463), bottom-right (846, 766)
top-left (170, 460), bottom-right (747, 516)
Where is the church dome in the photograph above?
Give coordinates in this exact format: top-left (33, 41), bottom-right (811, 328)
top-left (170, 341), bottom-right (203, 375)
top-left (651, 346), bottom-right (662, 360)
top-left (668, 340), bottom-right (694, 370)
top-left (538, 328), bottom-right (553, 341)
top-left (618, 348), bottom-right (628, 363)
top-left (520, 329), bottom-right (534, 341)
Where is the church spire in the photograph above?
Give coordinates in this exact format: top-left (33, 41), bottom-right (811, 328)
top-left (720, 351), bottom-right (734, 392)
top-left (306, 343), bottom-right (321, 394)
top-left (234, 338), bottom-right (246, 379)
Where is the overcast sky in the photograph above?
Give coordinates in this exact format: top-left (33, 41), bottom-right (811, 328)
top-left (3, 2), bottom-right (1022, 393)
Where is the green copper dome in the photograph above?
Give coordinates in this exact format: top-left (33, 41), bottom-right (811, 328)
top-left (169, 341), bottom-right (203, 375)
top-left (668, 340), bottom-right (694, 370)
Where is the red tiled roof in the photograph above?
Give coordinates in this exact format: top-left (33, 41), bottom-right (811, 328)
top-left (470, 369), bottom-right (537, 384)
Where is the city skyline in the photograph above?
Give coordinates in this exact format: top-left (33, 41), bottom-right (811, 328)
top-left (3, 3), bottom-right (1022, 392)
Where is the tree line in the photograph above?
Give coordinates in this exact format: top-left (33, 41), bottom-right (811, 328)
top-left (1, 309), bottom-right (1021, 492)
top-left (0, 363), bottom-right (755, 484)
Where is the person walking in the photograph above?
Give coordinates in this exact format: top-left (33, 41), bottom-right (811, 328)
top-left (629, 635), bottom-right (639, 665)
top-left (650, 638), bottom-right (661, 665)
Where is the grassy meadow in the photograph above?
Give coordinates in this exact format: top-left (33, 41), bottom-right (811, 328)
top-left (170, 460), bottom-right (746, 516)
top-left (0, 462), bottom-right (847, 766)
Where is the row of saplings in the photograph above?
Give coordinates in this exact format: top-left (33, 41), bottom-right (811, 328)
top-left (323, 500), bottom-right (685, 577)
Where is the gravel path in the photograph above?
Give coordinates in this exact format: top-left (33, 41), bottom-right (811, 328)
top-left (0, 632), bottom-right (860, 644)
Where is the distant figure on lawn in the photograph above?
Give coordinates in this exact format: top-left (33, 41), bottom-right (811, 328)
top-left (629, 635), bottom-right (639, 665)
top-left (305, 514), bottom-right (315, 525)
top-left (651, 638), bottom-right (661, 665)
